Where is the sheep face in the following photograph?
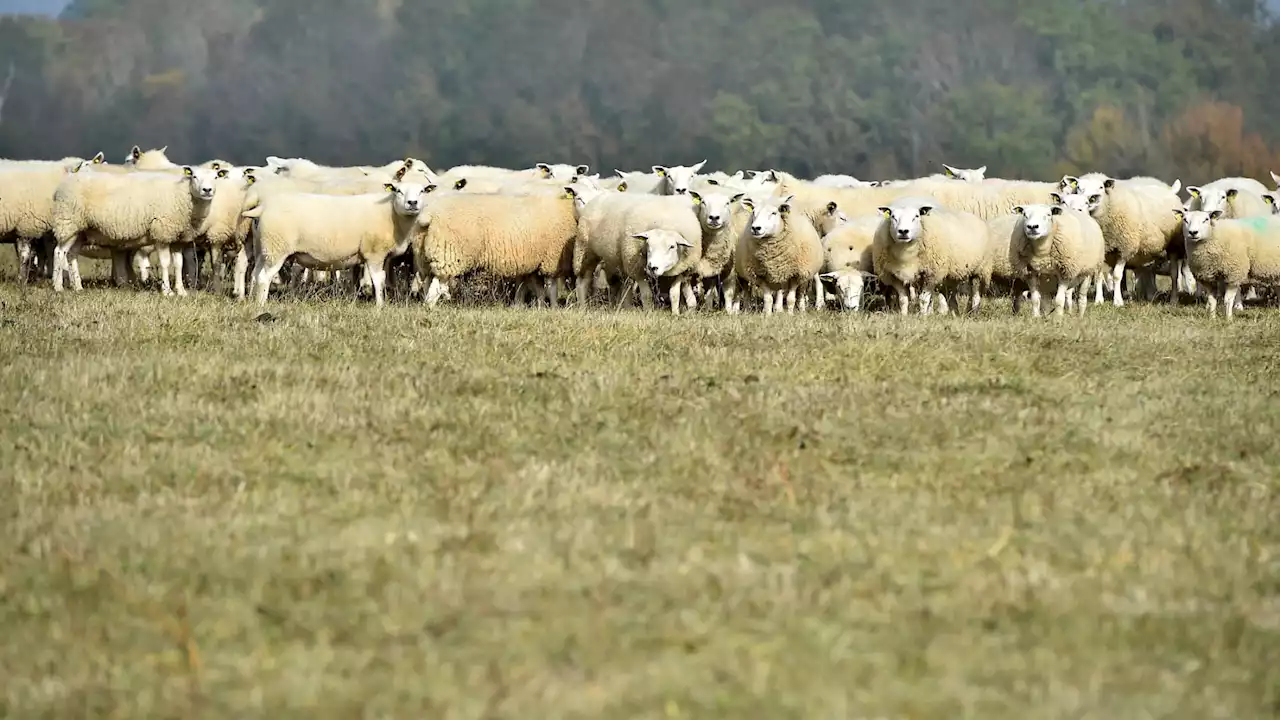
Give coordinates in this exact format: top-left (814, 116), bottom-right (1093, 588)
top-left (563, 184), bottom-right (605, 213)
top-left (537, 163), bottom-right (591, 181)
top-left (943, 164), bottom-right (986, 181)
top-left (1173, 209), bottom-right (1222, 244)
top-left (1015, 204), bottom-right (1062, 241)
top-left (635, 230), bottom-right (692, 277)
top-left (1049, 191), bottom-right (1090, 214)
top-left (818, 201), bottom-right (849, 235)
top-left (183, 166), bottom-right (221, 201)
top-left (125, 145), bottom-right (168, 167)
top-left (690, 191), bottom-right (731, 230)
top-left (877, 204), bottom-right (930, 244)
top-left (653, 160), bottom-right (707, 195)
top-left (1263, 193), bottom-right (1279, 214)
top-left (383, 181), bottom-right (435, 216)
top-left (820, 270), bottom-right (875, 310)
top-left (1186, 185), bottom-right (1231, 215)
top-left (743, 195), bottom-right (794, 239)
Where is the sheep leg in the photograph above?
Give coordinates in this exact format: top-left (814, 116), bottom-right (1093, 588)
top-left (368, 261), bottom-right (387, 307)
top-left (233, 247), bottom-right (249, 300)
top-left (1204, 281), bottom-right (1219, 316)
top-left (1110, 260), bottom-right (1126, 307)
top-left (1168, 258), bottom-right (1182, 306)
top-left (681, 279), bottom-right (697, 311)
top-left (638, 279), bottom-right (655, 311)
top-left (171, 245), bottom-right (188, 297)
top-left (424, 275), bottom-right (446, 306)
top-left (15, 239), bottom-right (33, 285)
top-left (1052, 279), bottom-right (1068, 318)
top-left (969, 281), bottom-right (982, 313)
top-left (1093, 270), bottom-right (1106, 304)
top-left (723, 276), bottom-right (739, 314)
top-left (252, 256), bottom-right (286, 305)
top-left (919, 288), bottom-right (935, 316)
top-left (545, 276), bottom-right (561, 308)
top-left (1026, 276), bottom-right (1043, 318)
top-left (66, 252), bottom-right (83, 291)
top-left (1234, 285), bottom-right (1246, 311)
top-left (761, 289), bottom-right (775, 315)
top-left (782, 284), bottom-right (796, 314)
top-left (667, 279), bottom-right (682, 315)
top-left (512, 278), bottom-right (531, 308)
top-left (134, 251), bottom-right (152, 284)
top-left (1224, 284), bottom-right (1239, 320)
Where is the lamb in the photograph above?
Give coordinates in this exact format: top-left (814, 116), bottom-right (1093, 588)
top-left (413, 192), bottom-right (580, 307)
top-left (815, 204), bottom-right (879, 310)
top-left (1174, 209), bottom-right (1280, 318)
top-left (871, 198), bottom-right (990, 315)
top-left (51, 165), bottom-right (221, 296)
top-left (1075, 178), bottom-right (1182, 306)
top-left (124, 145), bottom-right (178, 170)
top-left (733, 194), bottom-right (824, 314)
top-left (1009, 204), bottom-right (1106, 317)
top-left (243, 181), bottom-right (433, 306)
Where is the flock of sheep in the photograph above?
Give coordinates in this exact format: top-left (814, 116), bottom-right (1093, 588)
top-left (3, 147), bottom-right (1280, 318)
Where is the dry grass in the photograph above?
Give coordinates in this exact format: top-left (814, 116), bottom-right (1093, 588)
top-left (1, 259), bottom-right (1279, 718)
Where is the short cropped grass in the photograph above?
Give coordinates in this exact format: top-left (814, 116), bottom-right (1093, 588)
top-left (1, 267), bottom-right (1278, 718)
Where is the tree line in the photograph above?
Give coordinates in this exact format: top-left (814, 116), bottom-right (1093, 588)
top-left (1, 0), bottom-right (1279, 184)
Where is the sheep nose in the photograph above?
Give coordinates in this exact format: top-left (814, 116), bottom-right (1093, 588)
top-left (708, 215), bottom-right (721, 224)
top-left (675, 188), bottom-right (687, 195)
top-left (751, 225), bottom-right (762, 234)
top-left (896, 230), bottom-right (909, 238)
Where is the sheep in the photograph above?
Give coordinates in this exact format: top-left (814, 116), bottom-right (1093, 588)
top-left (124, 145), bottom-right (178, 170)
top-left (1263, 193), bottom-right (1280, 213)
top-left (930, 164), bottom-right (987, 182)
top-left (1009, 204), bottom-right (1106, 317)
top-left (1173, 209), bottom-right (1280, 318)
top-left (536, 163), bottom-right (590, 181)
top-left (983, 212), bottom-right (1027, 313)
top-left (243, 181), bottom-right (433, 306)
top-left (815, 204), bottom-right (879, 310)
top-left (574, 193), bottom-right (702, 312)
top-left (1, 152), bottom-right (104, 172)
top-left (687, 189), bottom-right (737, 309)
top-left (0, 165), bottom-right (77, 283)
top-left (733, 194), bottom-right (824, 314)
top-left (412, 192), bottom-right (580, 307)
top-left (51, 165), bottom-right (221, 296)
top-left (1060, 173), bottom-right (1181, 199)
top-left (1072, 178), bottom-right (1181, 306)
top-left (194, 168), bottom-right (258, 297)
top-left (871, 198), bottom-right (989, 315)
top-left (653, 160), bottom-right (707, 196)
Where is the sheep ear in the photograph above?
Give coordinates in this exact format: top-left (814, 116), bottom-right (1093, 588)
top-left (765, 170), bottom-right (780, 182)
top-left (425, 183), bottom-right (438, 194)
top-left (779, 204), bottom-right (791, 215)
top-left (394, 166), bottom-right (407, 181)
top-left (826, 201), bottom-right (838, 214)
top-left (1050, 205), bottom-right (1062, 215)
top-left (130, 145), bottom-right (141, 159)
top-left (402, 157), bottom-right (414, 167)
top-left (1049, 192), bottom-right (1063, 204)
top-left (1271, 171), bottom-right (1280, 187)
top-left (181, 165), bottom-right (193, 177)
top-left (1188, 186), bottom-right (1201, 198)
top-left (562, 186), bottom-right (577, 200)
top-left (1226, 188), bottom-right (1238, 199)
top-left (216, 168), bottom-right (228, 178)
top-left (383, 183), bottom-right (396, 193)
top-left (692, 160), bottom-right (707, 172)
top-left (632, 232), bottom-right (651, 240)
top-left (1169, 179), bottom-right (1181, 194)
top-left (943, 164), bottom-right (959, 177)
top-left (536, 163), bottom-right (552, 177)
top-left (616, 181), bottom-right (628, 192)
top-left (453, 178), bottom-right (467, 190)
top-left (575, 164), bottom-right (590, 176)
top-left (1265, 194), bottom-right (1276, 206)
top-left (245, 174), bottom-right (257, 185)
top-left (918, 205), bottom-right (932, 216)
top-left (676, 235), bottom-right (694, 247)
top-left (91, 151), bottom-right (105, 164)
top-left (652, 166), bottom-right (667, 177)
top-left (1209, 210), bottom-right (1224, 220)
top-left (1062, 175), bottom-right (1079, 189)
top-left (976, 166), bottom-right (986, 175)
top-left (877, 206), bottom-right (891, 218)
top-left (159, 146), bottom-right (168, 153)
top-left (869, 181), bottom-right (881, 187)
top-left (210, 161), bottom-right (222, 170)
top-left (1103, 178), bottom-right (1116, 190)
top-left (740, 198), bottom-right (755, 212)
top-left (1172, 209), bottom-right (1184, 219)
top-left (1087, 194), bottom-right (1102, 205)
top-left (731, 193), bottom-right (745, 204)
top-left (689, 191), bottom-right (702, 205)
top-left (1013, 206), bottom-right (1025, 215)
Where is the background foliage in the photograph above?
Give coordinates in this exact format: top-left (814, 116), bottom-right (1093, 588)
top-left (2, 0), bottom-right (1280, 182)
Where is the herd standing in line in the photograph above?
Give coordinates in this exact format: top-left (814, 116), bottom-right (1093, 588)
top-left (4, 146), bottom-right (1280, 319)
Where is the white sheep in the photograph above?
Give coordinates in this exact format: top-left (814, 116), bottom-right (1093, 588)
top-left (688, 189), bottom-right (737, 309)
top-left (123, 145), bottom-right (178, 170)
top-left (243, 181), bottom-right (432, 306)
top-left (413, 192), bottom-right (580, 307)
top-left (1010, 204), bottom-right (1105, 317)
top-left (733, 194), bottom-right (825, 314)
top-left (872, 198), bottom-right (990, 315)
top-left (929, 164), bottom-right (987, 182)
top-left (1072, 178), bottom-right (1181, 306)
top-left (1174, 209), bottom-right (1280, 318)
top-left (815, 204), bottom-right (879, 310)
top-left (1, 152), bottom-right (104, 172)
top-left (51, 165), bottom-right (221, 295)
top-left (653, 161), bottom-right (707, 196)
top-left (536, 163), bottom-right (590, 181)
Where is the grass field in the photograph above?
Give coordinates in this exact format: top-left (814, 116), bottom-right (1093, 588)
top-left (2, 263), bottom-right (1279, 718)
